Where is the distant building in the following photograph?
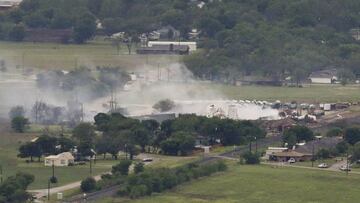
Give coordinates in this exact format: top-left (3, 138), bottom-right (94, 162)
top-left (45, 152), bottom-right (75, 167)
top-left (271, 150), bottom-right (312, 162)
top-left (151, 26), bottom-right (180, 40)
top-left (188, 29), bottom-right (201, 40)
top-left (131, 113), bottom-right (176, 123)
top-left (0, 0), bottom-right (21, 11)
top-left (265, 147), bottom-right (288, 160)
top-left (136, 44), bottom-right (190, 55)
top-left (309, 69), bottom-right (337, 84)
top-left (148, 41), bottom-right (197, 52)
top-left (350, 28), bottom-right (360, 41)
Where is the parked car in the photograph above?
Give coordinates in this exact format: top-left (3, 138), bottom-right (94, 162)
top-left (288, 158), bottom-right (296, 164)
top-left (339, 165), bottom-right (351, 171)
top-left (142, 158), bottom-right (153, 162)
top-left (318, 163), bottom-right (328, 168)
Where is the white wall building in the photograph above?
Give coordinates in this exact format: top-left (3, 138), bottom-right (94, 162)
top-left (309, 69), bottom-right (337, 84)
top-left (45, 152), bottom-right (75, 167)
top-left (148, 41), bottom-right (197, 52)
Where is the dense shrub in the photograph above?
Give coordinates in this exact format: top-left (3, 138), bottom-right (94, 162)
top-left (243, 152), bottom-right (260, 164)
top-left (80, 177), bottom-right (96, 192)
top-left (134, 162), bottom-right (144, 174)
top-left (109, 161), bottom-right (227, 199)
top-left (112, 160), bottom-right (132, 176)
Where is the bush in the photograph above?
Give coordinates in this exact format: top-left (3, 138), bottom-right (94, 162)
top-left (49, 176), bottom-right (58, 184)
top-left (80, 177), bottom-right (96, 192)
top-left (129, 185), bottom-right (148, 199)
top-left (317, 148), bottom-right (331, 159)
top-left (243, 152), bottom-right (260, 164)
top-left (112, 159), bottom-right (132, 176)
top-left (134, 162), bottom-right (144, 174)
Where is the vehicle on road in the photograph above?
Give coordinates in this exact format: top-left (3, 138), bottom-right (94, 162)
top-left (142, 158), bottom-right (153, 162)
top-left (288, 158), bottom-right (296, 164)
top-left (318, 163), bottom-right (328, 168)
top-left (339, 165), bottom-right (351, 171)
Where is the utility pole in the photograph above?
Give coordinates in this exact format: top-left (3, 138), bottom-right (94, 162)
top-left (89, 158), bottom-right (92, 175)
top-left (48, 179), bottom-right (51, 201)
top-left (346, 150), bottom-right (349, 176)
top-left (0, 165), bottom-right (3, 183)
top-left (311, 143), bottom-right (315, 167)
top-left (255, 137), bottom-right (258, 154)
top-left (52, 161), bottom-right (55, 179)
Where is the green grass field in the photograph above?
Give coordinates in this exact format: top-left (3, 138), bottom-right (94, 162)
top-left (0, 40), bottom-right (180, 70)
top-left (107, 164), bottom-right (360, 203)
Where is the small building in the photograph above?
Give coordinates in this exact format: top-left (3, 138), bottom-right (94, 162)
top-left (151, 26), bottom-right (180, 40)
top-left (265, 147), bottom-right (288, 160)
top-left (265, 118), bottom-right (297, 134)
top-left (0, 0), bottom-right (21, 11)
top-left (271, 150), bottom-right (312, 162)
top-left (350, 28), bottom-right (360, 41)
top-left (44, 152), bottom-right (75, 167)
top-left (309, 69), bottom-right (337, 84)
top-left (136, 44), bottom-right (190, 55)
top-left (148, 41), bottom-right (197, 52)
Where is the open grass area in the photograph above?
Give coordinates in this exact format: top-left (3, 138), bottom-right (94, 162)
top-left (108, 164), bottom-right (360, 203)
top-left (0, 40), bottom-right (180, 70)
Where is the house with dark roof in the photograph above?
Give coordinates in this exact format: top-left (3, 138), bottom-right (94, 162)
top-left (309, 69), bottom-right (338, 84)
top-left (271, 150), bottom-right (313, 162)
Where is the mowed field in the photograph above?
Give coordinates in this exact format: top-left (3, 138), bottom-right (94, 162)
top-left (0, 40), bottom-right (180, 70)
top-left (105, 164), bottom-right (360, 203)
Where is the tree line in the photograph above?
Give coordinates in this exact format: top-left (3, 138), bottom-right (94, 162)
top-left (17, 112), bottom-right (265, 162)
top-left (1, 0), bottom-right (360, 80)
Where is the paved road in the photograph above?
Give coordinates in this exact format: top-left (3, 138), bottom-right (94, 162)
top-left (29, 174), bottom-right (106, 200)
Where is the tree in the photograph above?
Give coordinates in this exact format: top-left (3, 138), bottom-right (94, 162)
top-left (11, 116), bottom-right (29, 133)
top-left (351, 142), bottom-right (360, 162)
top-left (36, 134), bottom-right (57, 155)
top-left (317, 148), bottom-right (331, 159)
top-left (80, 177), bottom-right (96, 192)
top-left (73, 12), bottom-right (96, 43)
top-left (73, 123), bottom-right (96, 143)
top-left (131, 126), bottom-right (150, 152)
top-left (153, 99), bottom-right (175, 112)
top-left (8, 25), bottom-right (25, 42)
top-left (344, 127), bottom-right (360, 145)
top-left (0, 173), bottom-right (34, 203)
top-left (326, 128), bottom-right (343, 137)
top-left (9, 106), bottom-right (25, 120)
top-left (134, 162), bottom-right (144, 174)
top-left (112, 159), bottom-right (132, 176)
top-left (18, 142), bottom-right (42, 162)
top-left (242, 152), bottom-right (260, 164)
top-left (283, 125), bottom-right (314, 146)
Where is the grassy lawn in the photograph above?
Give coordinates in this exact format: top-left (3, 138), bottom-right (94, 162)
top-left (107, 164), bottom-right (360, 203)
top-left (0, 40), bottom-right (180, 70)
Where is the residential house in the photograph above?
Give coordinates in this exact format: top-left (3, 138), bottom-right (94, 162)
top-left (0, 0), bottom-right (21, 11)
top-left (265, 147), bottom-right (288, 160)
top-left (44, 152), bottom-right (75, 167)
top-left (271, 150), bottom-right (312, 162)
top-left (309, 69), bottom-right (338, 84)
